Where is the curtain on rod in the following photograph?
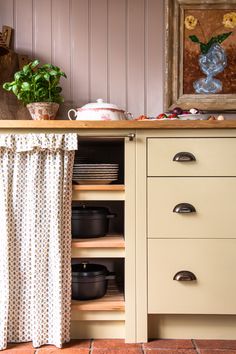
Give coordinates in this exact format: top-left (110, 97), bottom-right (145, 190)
top-left (0, 133), bottom-right (77, 350)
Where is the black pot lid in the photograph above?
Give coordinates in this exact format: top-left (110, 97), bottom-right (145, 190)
top-left (72, 262), bottom-right (108, 277)
top-left (72, 205), bottom-right (110, 215)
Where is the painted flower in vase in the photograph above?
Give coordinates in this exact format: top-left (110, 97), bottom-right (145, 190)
top-left (185, 12), bottom-right (236, 94)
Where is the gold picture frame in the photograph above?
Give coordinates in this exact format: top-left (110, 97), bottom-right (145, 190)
top-left (165, 0), bottom-right (236, 111)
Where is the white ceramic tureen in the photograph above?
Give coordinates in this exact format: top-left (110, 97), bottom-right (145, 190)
top-left (68, 99), bottom-right (132, 121)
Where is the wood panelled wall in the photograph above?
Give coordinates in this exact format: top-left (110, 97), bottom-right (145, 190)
top-left (0, 0), bottom-right (164, 118)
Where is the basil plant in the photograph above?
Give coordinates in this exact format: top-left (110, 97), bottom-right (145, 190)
top-left (3, 59), bottom-right (67, 105)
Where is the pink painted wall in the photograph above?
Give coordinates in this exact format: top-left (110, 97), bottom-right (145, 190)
top-left (0, 0), bottom-right (164, 118)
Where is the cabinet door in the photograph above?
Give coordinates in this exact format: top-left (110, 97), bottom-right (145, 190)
top-left (147, 177), bottom-right (236, 238)
top-left (148, 239), bottom-right (236, 314)
top-left (148, 138), bottom-right (236, 176)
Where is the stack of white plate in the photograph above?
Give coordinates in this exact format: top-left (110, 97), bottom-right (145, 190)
top-left (73, 163), bottom-right (119, 184)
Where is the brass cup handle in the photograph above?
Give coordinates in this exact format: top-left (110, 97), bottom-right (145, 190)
top-left (173, 152), bottom-right (196, 162)
top-left (173, 203), bottom-right (196, 214)
top-left (173, 270), bottom-right (197, 281)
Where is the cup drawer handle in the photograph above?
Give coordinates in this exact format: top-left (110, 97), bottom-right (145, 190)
top-left (173, 152), bottom-right (196, 162)
top-left (173, 203), bottom-right (196, 214)
top-left (173, 270), bottom-right (197, 281)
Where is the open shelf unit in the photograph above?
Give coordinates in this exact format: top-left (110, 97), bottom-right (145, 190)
top-left (71, 136), bottom-right (126, 340)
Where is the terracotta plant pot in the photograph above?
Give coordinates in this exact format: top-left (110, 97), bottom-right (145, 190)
top-left (27, 102), bottom-right (59, 120)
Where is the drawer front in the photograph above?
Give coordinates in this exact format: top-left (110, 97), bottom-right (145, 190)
top-left (148, 177), bottom-right (236, 238)
top-left (148, 138), bottom-right (236, 176)
top-left (148, 239), bottom-right (236, 314)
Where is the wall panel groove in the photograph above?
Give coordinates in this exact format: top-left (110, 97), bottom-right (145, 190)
top-left (90, 0), bottom-right (108, 102)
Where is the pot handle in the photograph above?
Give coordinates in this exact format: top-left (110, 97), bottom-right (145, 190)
top-left (125, 111), bottom-right (133, 120)
top-left (106, 213), bottom-right (117, 219)
top-left (68, 109), bottom-right (77, 120)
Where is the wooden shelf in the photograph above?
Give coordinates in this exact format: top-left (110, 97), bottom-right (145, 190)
top-left (72, 185), bottom-right (125, 201)
top-left (1, 119), bottom-right (236, 129)
top-left (72, 234), bottom-right (125, 248)
top-left (72, 184), bottom-right (125, 191)
top-left (71, 234), bottom-right (125, 258)
top-left (71, 280), bottom-right (125, 311)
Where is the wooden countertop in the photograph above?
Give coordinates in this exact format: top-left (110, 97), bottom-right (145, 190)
top-left (0, 119), bottom-right (236, 129)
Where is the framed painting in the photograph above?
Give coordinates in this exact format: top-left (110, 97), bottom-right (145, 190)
top-left (165, 0), bottom-right (236, 111)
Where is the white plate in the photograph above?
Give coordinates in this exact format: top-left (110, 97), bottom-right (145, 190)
top-left (73, 167), bottom-right (119, 170)
top-left (73, 167), bottom-right (118, 169)
top-left (73, 177), bottom-right (118, 180)
top-left (178, 114), bottom-right (209, 120)
top-left (73, 179), bottom-right (117, 185)
top-left (73, 169), bottom-right (119, 173)
top-left (73, 173), bottom-right (118, 175)
top-left (75, 163), bottom-right (119, 167)
top-left (137, 118), bottom-right (178, 121)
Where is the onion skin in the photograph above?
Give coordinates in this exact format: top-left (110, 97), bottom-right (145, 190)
top-left (172, 107), bottom-right (183, 115)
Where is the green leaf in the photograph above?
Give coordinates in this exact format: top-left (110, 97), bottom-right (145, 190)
top-left (215, 32), bottom-right (232, 44)
top-left (12, 85), bottom-right (18, 95)
top-left (34, 74), bottom-right (43, 82)
top-left (3, 82), bottom-right (13, 90)
top-left (44, 73), bottom-right (50, 81)
top-left (41, 63), bottom-right (53, 69)
top-left (14, 72), bottom-right (22, 80)
top-left (23, 64), bottom-right (31, 75)
top-left (189, 35), bottom-right (200, 43)
top-left (199, 32), bottom-right (233, 55)
top-left (31, 59), bottom-right (40, 68)
top-left (49, 70), bottom-right (58, 76)
top-left (21, 82), bottom-right (31, 91)
top-left (206, 32), bottom-right (232, 49)
top-left (200, 43), bottom-right (209, 55)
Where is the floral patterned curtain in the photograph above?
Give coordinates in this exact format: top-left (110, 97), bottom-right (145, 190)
top-left (0, 133), bottom-right (77, 350)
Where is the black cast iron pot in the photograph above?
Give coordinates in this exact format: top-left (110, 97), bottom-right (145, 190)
top-left (72, 205), bottom-right (116, 238)
top-left (72, 262), bottom-right (115, 300)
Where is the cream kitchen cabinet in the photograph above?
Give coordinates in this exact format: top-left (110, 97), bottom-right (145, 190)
top-left (148, 137), bottom-right (236, 176)
top-left (137, 128), bottom-right (236, 341)
top-left (148, 238), bottom-right (236, 314)
top-left (2, 120), bottom-right (236, 343)
top-left (147, 177), bottom-right (236, 238)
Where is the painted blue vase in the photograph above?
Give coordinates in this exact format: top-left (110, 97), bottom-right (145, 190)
top-left (193, 43), bottom-right (227, 94)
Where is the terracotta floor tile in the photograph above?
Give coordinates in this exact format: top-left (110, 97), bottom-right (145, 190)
top-left (194, 340), bottom-right (236, 350)
top-left (37, 350), bottom-right (89, 354)
top-left (92, 339), bottom-right (141, 349)
top-left (37, 340), bottom-right (91, 353)
top-left (92, 350), bottom-right (142, 354)
top-left (143, 340), bottom-right (194, 349)
top-left (4, 350), bottom-right (35, 354)
top-left (199, 351), bottom-right (236, 354)
top-left (143, 350), bottom-right (197, 354)
top-left (5, 342), bottom-right (35, 353)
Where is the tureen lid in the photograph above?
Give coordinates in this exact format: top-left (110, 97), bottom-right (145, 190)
top-left (80, 98), bottom-right (121, 110)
